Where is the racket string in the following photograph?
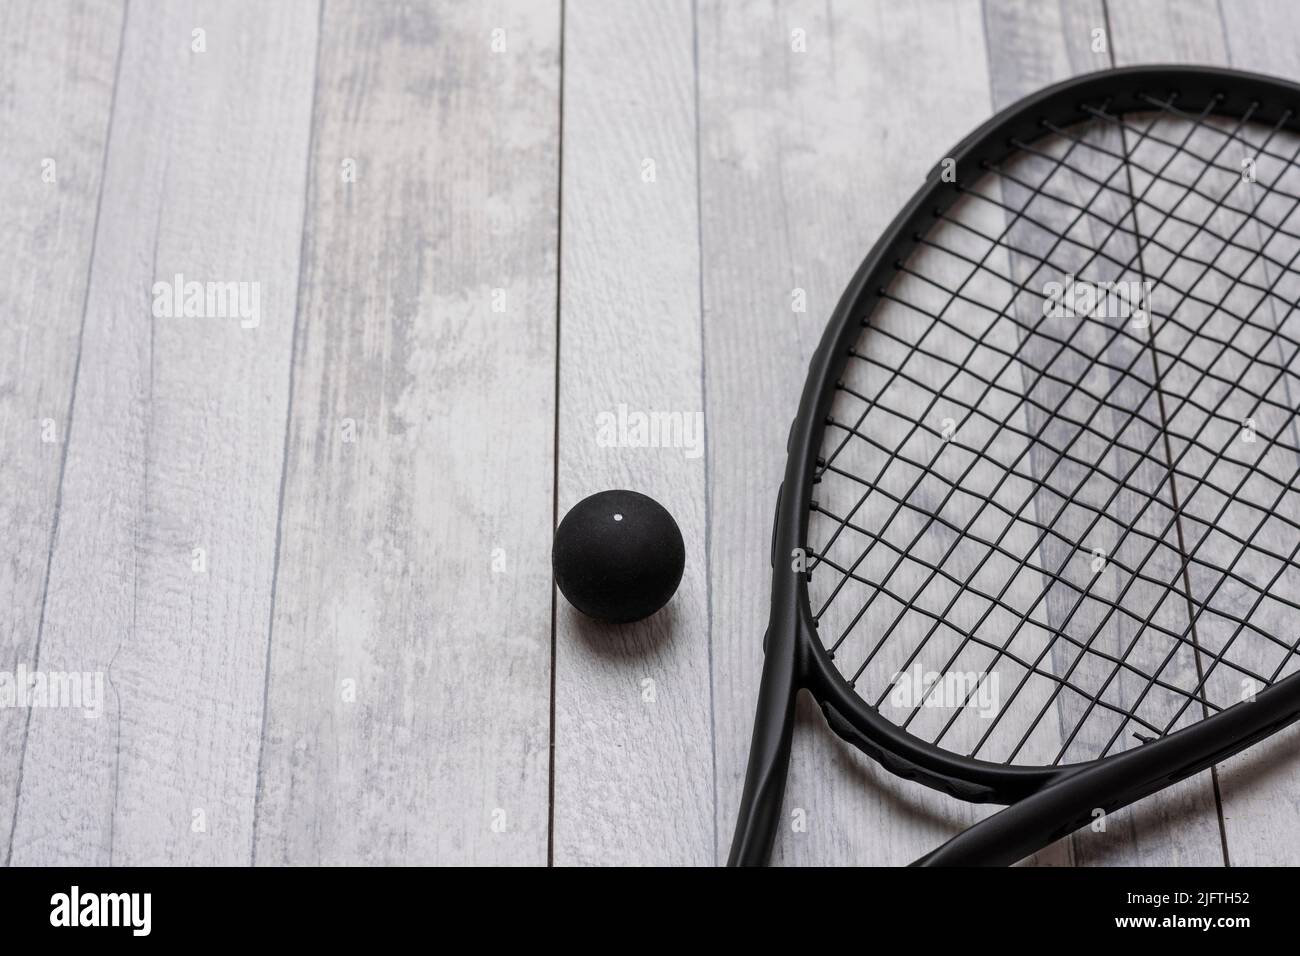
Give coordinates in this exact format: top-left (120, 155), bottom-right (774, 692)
top-left (917, 153), bottom-right (1300, 759)
top-left (809, 93), bottom-right (1300, 764)
top-left (832, 134), bottom-right (1268, 691)
top-left (814, 96), bottom-right (1223, 573)
top-left (811, 100), bottom-right (1154, 621)
top-left (1084, 112), bottom-right (1299, 757)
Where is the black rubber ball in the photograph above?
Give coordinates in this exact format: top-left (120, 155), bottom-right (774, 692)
top-left (552, 490), bottom-right (685, 624)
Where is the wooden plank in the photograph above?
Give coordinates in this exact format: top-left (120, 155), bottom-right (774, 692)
top-left (982, 0), bottom-right (1224, 866)
top-left (807, 154), bottom-right (1075, 859)
top-left (1110, 0), bottom-right (1226, 63)
top-left (252, 0), bottom-right (560, 865)
top-left (8, 0), bottom-right (318, 865)
top-left (551, 0), bottom-right (713, 866)
top-left (1110, 0), bottom-right (1300, 868)
top-left (1173, 0), bottom-right (1300, 866)
top-left (0, 0), bottom-right (124, 861)
top-left (703, 0), bottom-right (1010, 866)
top-left (1097, 0), bottom-right (1300, 869)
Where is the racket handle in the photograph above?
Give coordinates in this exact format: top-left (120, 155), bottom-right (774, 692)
top-left (727, 625), bottom-right (799, 866)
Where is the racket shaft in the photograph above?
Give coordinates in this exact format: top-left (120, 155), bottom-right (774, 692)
top-left (728, 628), bottom-right (799, 866)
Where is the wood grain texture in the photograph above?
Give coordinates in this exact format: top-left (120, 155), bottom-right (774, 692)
top-left (1110, 0), bottom-right (1300, 869)
top-left (252, 0), bottom-right (560, 865)
top-left (0, 0), bottom-right (124, 861)
top-left (1109, 0), bottom-right (1227, 64)
top-left (1193, 0), bottom-right (1300, 865)
top-left (1211, 0), bottom-right (1300, 868)
top-left (981, 0), bottom-right (1224, 867)
top-left (702, 0), bottom-right (1009, 866)
top-left (552, 0), bottom-right (714, 866)
top-left (3, 0), bottom-right (1298, 869)
top-left (8, 0), bottom-right (318, 865)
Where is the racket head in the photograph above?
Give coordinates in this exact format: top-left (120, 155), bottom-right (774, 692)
top-left (768, 64), bottom-right (1300, 803)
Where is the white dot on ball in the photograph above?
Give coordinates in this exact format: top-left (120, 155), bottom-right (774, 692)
top-left (613, 513), bottom-right (623, 521)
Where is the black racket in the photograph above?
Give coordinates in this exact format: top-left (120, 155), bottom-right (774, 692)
top-left (729, 65), bottom-right (1300, 866)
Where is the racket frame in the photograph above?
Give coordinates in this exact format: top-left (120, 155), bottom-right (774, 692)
top-left (730, 65), bottom-right (1300, 866)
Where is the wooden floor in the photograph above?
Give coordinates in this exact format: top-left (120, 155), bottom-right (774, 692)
top-left (4, 0), bottom-right (1300, 866)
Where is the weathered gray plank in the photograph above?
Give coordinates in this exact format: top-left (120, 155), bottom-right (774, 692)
top-left (808, 165), bottom-right (1075, 862)
top-left (252, 0), bottom-right (560, 865)
top-left (1110, 0), bottom-right (1226, 63)
top-left (9, 0), bottom-right (318, 865)
top-left (1181, 0), bottom-right (1300, 865)
top-left (1101, 0), bottom-right (1300, 867)
top-left (8, 0), bottom-right (1292, 871)
top-left (982, 0), bottom-right (1225, 867)
top-left (552, 0), bottom-right (714, 866)
top-left (703, 0), bottom-right (1008, 866)
top-left (1109, 0), bottom-right (1300, 868)
top-left (0, 0), bottom-right (124, 862)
